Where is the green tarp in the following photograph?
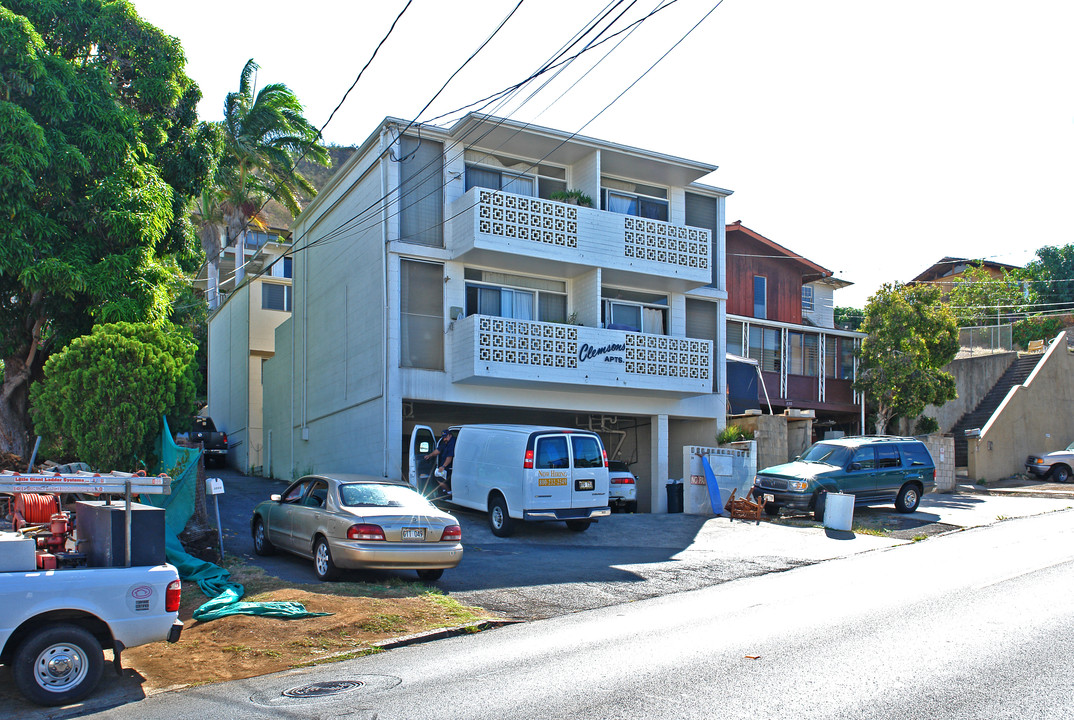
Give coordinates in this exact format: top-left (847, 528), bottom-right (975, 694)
top-left (142, 418), bottom-right (328, 622)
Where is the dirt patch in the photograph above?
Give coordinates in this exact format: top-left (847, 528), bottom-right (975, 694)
top-left (124, 560), bottom-right (497, 692)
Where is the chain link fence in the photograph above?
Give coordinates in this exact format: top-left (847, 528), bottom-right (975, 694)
top-left (958, 324), bottom-right (1013, 355)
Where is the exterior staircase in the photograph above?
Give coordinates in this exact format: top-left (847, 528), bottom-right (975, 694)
top-left (950, 353), bottom-right (1044, 466)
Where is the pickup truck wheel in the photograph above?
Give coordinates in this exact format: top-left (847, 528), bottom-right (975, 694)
top-left (313, 537), bottom-right (339, 581)
top-left (1051, 465), bottom-right (1071, 483)
top-left (565, 520), bottom-right (591, 532)
top-left (764, 503), bottom-right (781, 517)
top-left (252, 518), bottom-right (275, 556)
top-left (13, 624), bottom-right (104, 706)
top-left (895, 484), bottom-right (921, 513)
top-left (488, 495), bottom-right (514, 537)
top-left (416, 568), bottom-right (444, 582)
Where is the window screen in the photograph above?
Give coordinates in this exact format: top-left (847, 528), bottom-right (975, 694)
top-left (686, 299), bottom-right (718, 343)
top-left (400, 259), bottom-right (443, 369)
top-left (399, 136), bottom-right (443, 247)
top-left (262, 283), bottom-right (291, 311)
top-left (685, 193), bottom-right (719, 287)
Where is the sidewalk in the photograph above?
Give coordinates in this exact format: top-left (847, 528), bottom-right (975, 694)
top-left (954, 473), bottom-right (1074, 499)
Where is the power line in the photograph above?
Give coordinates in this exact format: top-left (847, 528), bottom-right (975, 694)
top-left (224, 1), bottom-right (683, 288)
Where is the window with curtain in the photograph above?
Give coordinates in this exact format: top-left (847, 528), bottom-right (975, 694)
top-left (839, 339), bottom-right (856, 380)
top-left (465, 165), bottom-right (535, 197)
top-left (600, 177), bottom-right (669, 221)
top-left (825, 337), bottom-right (839, 378)
top-left (400, 259), bottom-right (444, 369)
top-left (803, 334), bottom-right (819, 376)
top-left (464, 269), bottom-right (566, 323)
top-left (750, 327), bottom-right (780, 373)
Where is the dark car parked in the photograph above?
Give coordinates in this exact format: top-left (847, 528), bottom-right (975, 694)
top-left (752, 436), bottom-right (937, 520)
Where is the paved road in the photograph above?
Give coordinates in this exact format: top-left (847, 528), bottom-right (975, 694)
top-left (72, 504), bottom-right (1074, 719)
top-left (206, 470), bottom-right (1073, 620)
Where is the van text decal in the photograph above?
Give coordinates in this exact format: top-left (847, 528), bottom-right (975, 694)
top-left (537, 470), bottom-right (569, 487)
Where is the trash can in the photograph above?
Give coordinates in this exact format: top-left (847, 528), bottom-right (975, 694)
top-left (666, 481), bottom-right (683, 513)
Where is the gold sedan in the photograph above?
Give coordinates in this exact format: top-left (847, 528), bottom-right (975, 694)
top-left (251, 474), bottom-right (463, 582)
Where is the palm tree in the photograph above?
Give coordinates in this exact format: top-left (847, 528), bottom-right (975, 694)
top-left (202, 58), bottom-right (329, 306)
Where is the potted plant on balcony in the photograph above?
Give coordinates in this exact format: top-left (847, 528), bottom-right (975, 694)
top-left (550, 189), bottom-right (593, 207)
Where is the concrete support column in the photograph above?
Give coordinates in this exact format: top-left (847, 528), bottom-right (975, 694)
top-left (651, 414), bottom-right (669, 513)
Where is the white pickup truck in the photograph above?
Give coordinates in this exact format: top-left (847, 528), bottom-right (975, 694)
top-left (0, 471), bottom-right (183, 706)
top-left (0, 562), bottom-right (182, 705)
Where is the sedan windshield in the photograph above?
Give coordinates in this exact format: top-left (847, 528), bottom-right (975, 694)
top-left (800, 443), bottom-right (851, 467)
top-left (340, 483), bottom-right (432, 509)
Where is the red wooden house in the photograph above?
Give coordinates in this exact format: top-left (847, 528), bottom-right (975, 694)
top-left (725, 221), bottom-right (865, 434)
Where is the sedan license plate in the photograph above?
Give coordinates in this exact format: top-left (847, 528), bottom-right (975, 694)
top-left (401, 527), bottom-right (426, 542)
top-left (576, 479), bottom-right (595, 491)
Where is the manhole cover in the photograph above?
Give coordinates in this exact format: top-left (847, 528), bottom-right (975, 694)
top-left (283, 680), bottom-right (364, 698)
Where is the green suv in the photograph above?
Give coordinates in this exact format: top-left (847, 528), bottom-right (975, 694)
top-left (751, 436), bottom-right (937, 520)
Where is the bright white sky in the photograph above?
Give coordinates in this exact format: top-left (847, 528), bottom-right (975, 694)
top-left (133, 0), bottom-right (1072, 308)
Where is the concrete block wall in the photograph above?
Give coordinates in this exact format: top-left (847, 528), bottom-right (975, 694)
top-left (920, 352), bottom-right (1016, 434)
top-left (683, 442), bottom-right (757, 516)
top-left (919, 433), bottom-right (956, 492)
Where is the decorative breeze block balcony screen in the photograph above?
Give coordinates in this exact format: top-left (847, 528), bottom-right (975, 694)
top-left (624, 334), bottom-right (710, 380)
top-left (477, 317), bottom-right (579, 369)
top-left (623, 217), bottom-right (710, 270)
top-left (477, 190), bottom-right (578, 248)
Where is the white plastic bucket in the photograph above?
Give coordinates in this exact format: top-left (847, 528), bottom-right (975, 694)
top-left (823, 492), bottom-right (854, 531)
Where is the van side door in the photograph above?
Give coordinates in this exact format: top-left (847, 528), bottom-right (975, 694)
top-left (569, 434), bottom-right (607, 508)
top-left (408, 425), bottom-right (437, 496)
top-left (531, 434), bottom-right (572, 510)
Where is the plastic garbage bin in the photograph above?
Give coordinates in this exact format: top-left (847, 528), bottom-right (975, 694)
top-left (666, 481), bottom-right (683, 513)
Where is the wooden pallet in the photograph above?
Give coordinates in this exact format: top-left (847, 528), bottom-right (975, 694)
top-left (724, 488), bottom-right (765, 522)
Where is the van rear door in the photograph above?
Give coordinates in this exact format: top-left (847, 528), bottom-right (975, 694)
top-left (408, 425), bottom-right (437, 496)
top-left (569, 434), bottom-right (607, 508)
top-left (531, 434), bottom-right (572, 510)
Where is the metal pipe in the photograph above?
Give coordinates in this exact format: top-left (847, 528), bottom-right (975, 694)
top-left (27, 436), bottom-right (41, 471)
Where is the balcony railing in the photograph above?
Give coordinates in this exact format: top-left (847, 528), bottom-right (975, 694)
top-left (452, 314), bottom-right (712, 395)
top-left (449, 188), bottom-right (711, 285)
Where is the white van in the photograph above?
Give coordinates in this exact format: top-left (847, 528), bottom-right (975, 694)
top-left (408, 424), bottom-right (611, 537)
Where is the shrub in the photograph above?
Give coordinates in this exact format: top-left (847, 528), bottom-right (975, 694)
top-left (914, 416), bottom-right (940, 435)
top-left (30, 322), bottom-right (198, 471)
top-left (718, 425), bottom-right (754, 444)
top-left (1013, 316), bottom-right (1065, 348)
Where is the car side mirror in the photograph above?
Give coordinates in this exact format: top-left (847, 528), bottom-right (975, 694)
top-left (848, 462), bottom-right (861, 472)
top-left (270, 494), bottom-right (282, 502)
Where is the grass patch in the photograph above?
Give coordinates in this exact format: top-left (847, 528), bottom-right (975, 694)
top-left (851, 524), bottom-right (891, 537)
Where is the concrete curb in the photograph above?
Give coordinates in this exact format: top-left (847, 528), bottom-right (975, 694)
top-left (373, 619), bottom-right (522, 650)
top-left (955, 483), bottom-right (1074, 500)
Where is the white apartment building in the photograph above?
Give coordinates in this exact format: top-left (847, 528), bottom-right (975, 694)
top-left (256, 113), bottom-right (732, 512)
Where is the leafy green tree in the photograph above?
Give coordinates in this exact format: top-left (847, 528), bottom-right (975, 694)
top-left (30, 322), bottom-right (198, 471)
top-left (854, 283), bottom-right (959, 435)
top-left (201, 58), bottom-right (329, 305)
top-left (1025, 243), bottom-right (1074, 307)
top-left (0, 1), bottom-right (218, 459)
top-left (946, 263), bottom-right (1032, 327)
top-left (834, 306), bottom-right (865, 331)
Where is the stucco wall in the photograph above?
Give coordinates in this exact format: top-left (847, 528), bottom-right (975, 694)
top-left (917, 352), bottom-right (1016, 434)
top-left (968, 333), bottom-right (1074, 480)
top-left (731, 414), bottom-right (813, 471)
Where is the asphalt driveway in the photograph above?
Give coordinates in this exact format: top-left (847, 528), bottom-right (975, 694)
top-left (207, 469), bottom-right (1074, 621)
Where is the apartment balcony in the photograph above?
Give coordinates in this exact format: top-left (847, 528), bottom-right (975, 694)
top-left (452, 314), bottom-right (712, 396)
top-left (449, 188), bottom-right (712, 292)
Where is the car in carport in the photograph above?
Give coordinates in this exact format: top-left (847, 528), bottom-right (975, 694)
top-left (250, 473), bottom-right (463, 582)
